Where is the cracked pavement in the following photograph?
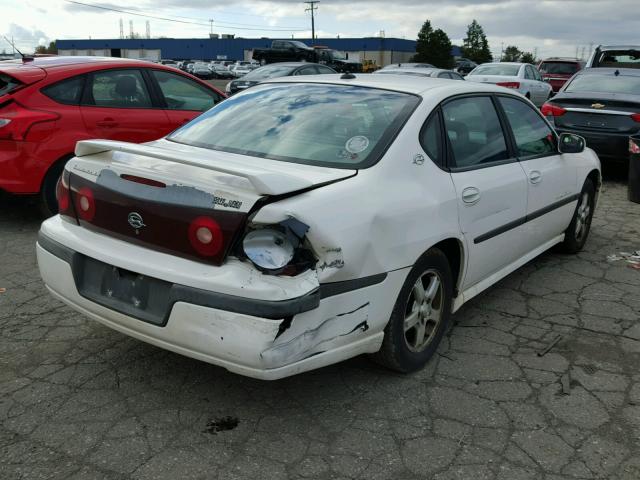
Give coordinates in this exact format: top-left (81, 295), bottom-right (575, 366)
top-left (1, 181), bottom-right (639, 480)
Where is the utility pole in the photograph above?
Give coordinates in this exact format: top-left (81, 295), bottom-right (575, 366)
top-left (119, 18), bottom-right (124, 39)
top-left (304, 1), bottom-right (319, 43)
top-left (146, 21), bottom-right (150, 39)
top-left (534, 47), bottom-right (538, 60)
top-left (209, 19), bottom-right (214, 35)
top-left (500, 42), bottom-right (504, 61)
top-left (129, 20), bottom-right (134, 39)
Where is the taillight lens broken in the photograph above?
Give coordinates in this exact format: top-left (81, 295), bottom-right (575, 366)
top-left (0, 101), bottom-right (59, 141)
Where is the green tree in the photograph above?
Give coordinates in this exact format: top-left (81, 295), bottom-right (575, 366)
top-left (461, 19), bottom-right (492, 63)
top-left (412, 20), bottom-right (454, 68)
top-left (34, 41), bottom-right (57, 55)
top-left (502, 45), bottom-right (522, 62)
top-left (520, 51), bottom-right (536, 64)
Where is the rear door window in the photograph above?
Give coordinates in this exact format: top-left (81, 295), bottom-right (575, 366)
top-left (442, 96), bottom-right (509, 169)
top-left (84, 69), bottom-right (152, 108)
top-left (0, 73), bottom-right (22, 96)
top-left (42, 75), bottom-right (85, 105)
top-left (498, 96), bottom-right (556, 158)
top-left (419, 112), bottom-right (443, 166)
top-left (150, 70), bottom-right (222, 111)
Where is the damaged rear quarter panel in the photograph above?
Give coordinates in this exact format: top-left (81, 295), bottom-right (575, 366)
top-left (251, 113), bottom-right (463, 285)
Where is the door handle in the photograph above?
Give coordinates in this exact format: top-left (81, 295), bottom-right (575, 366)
top-left (461, 186), bottom-right (481, 204)
top-left (529, 170), bottom-right (542, 184)
top-left (96, 118), bottom-right (118, 128)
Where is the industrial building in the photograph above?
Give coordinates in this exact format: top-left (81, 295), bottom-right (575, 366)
top-left (56, 37), bottom-right (425, 66)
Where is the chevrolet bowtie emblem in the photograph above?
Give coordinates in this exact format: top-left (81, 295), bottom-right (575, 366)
top-left (591, 103), bottom-right (605, 109)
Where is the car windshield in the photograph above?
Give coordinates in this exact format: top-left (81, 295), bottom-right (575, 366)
top-left (564, 74), bottom-right (640, 95)
top-left (539, 62), bottom-right (579, 74)
top-left (470, 64), bottom-right (521, 76)
top-left (242, 65), bottom-right (296, 81)
top-left (168, 83), bottom-right (420, 169)
top-left (596, 50), bottom-right (640, 68)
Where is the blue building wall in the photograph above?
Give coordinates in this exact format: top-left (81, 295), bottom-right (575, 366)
top-left (56, 37), bottom-right (419, 61)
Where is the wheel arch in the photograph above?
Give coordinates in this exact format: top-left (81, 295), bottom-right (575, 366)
top-left (586, 168), bottom-right (602, 207)
top-left (39, 152), bottom-right (75, 192)
top-left (429, 237), bottom-right (464, 298)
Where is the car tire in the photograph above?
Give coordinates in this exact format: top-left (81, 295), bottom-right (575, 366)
top-left (372, 248), bottom-right (453, 373)
top-left (39, 159), bottom-right (67, 218)
top-left (559, 178), bottom-right (595, 254)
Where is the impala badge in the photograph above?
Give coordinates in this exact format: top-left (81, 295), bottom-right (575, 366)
top-left (591, 103), bottom-right (605, 109)
top-left (128, 212), bottom-right (146, 232)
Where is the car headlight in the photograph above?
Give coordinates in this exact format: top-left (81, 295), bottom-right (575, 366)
top-left (243, 229), bottom-right (294, 272)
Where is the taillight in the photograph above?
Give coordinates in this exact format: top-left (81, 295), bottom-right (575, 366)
top-left (188, 216), bottom-right (223, 257)
top-left (56, 169), bottom-right (74, 220)
top-left (75, 187), bottom-right (96, 222)
top-left (631, 113), bottom-right (640, 123)
top-left (496, 82), bottom-right (520, 89)
top-left (541, 103), bottom-right (567, 117)
top-left (630, 138), bottom-right (640, 154)
top-left (0, 101), bottom-right (59, 141)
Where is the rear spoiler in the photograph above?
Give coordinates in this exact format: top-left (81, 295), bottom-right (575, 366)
top-left (74, 139), bottom-right (313, 196)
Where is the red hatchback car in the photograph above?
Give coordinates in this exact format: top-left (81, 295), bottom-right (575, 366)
top-left (0, 56), bottom-right (225, 214)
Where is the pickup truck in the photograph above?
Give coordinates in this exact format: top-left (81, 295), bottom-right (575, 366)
top-left (252, 41), bottom-right (363, 73)
top-left (252, 40), bottom-right (316, 64)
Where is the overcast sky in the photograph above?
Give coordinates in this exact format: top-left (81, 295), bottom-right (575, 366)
top-left (2, 0), bottom-right (638, 59)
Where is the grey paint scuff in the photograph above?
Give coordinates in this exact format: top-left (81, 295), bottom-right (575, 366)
top-left (261, 302), bottom-right (370, 368)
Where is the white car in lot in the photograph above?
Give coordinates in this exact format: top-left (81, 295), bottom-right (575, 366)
top-left (466, 62), bottom-right (552, 106)
top-left (37, 75), bottom-right (600, 380)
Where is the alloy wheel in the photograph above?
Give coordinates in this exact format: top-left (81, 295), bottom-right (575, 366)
top-left (403, 270), bottom-right (443, 353)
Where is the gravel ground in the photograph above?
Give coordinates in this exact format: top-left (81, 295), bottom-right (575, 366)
top-left (1, 180), bottom-right (639, 480)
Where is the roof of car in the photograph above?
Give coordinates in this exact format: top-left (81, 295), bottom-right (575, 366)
top-left (482, 62), bottom-right (526, 66)
top-left (260, 62), bottom-right (322, 67)
top-left (0, 56), bottom-right (155, 69)
top-left (263, 73), bottom-right (505, 96)
top-left (596, 45), bottom-right (640, 50)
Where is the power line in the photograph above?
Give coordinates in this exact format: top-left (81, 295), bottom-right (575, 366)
top-left (63, 0), bottom-right (307, 32)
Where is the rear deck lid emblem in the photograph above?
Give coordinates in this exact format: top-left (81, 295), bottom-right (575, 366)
top-left (591, 103), bottom-right (605, 109)
top-left (128, 212), bottom-right (146, 230)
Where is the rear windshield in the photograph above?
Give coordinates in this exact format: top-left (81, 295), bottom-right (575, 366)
top-left (0, 73), bottom-right (21, 96)
top-left (595, 50), bottom-right (640, 68)
top-left (243, 65), bottom-right (296, 81)
top-left (539, 62), bottom-right (579, 75)
top-left (168, 83), bottom-right (420, 169)
top-left (470, 64), bottom-right (520, 76)
top-left (565, 74), bottom-right (640, 95)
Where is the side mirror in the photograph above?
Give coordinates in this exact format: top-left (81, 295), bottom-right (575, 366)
top-left (558, 133), bottom-right (586, 154)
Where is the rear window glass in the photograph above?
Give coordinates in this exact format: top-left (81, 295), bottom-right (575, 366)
top-left (168, 83), bottom-right (420, 169)
top-left (470, 64), bottom-right (520, 76)
top-left (539, 62), bottom-right (579, 75)
top-left (565, 74), bottom-right (640, 95)
top-left (596, 50), bottom-right (640, 68)
top-left (42, 76), bottom-right (85, 105)
top-left (0, 73), bottom-right (22, 96)
top-left (243, 65), bottom-right (296, 81)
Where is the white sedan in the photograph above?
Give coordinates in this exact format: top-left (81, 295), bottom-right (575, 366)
top-left (37, 74), bottom-right (600, 380)
top-left (466, 62), bottom-right (552, 106)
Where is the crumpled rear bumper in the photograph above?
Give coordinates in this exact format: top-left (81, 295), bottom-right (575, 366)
top-left (36, 219), bottom-right (407, 379)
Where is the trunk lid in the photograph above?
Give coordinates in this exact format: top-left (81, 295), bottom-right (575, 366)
top-left (66, 139), bottom-right (356, 265)
top-left (551, 92), bottom-right (640, 133)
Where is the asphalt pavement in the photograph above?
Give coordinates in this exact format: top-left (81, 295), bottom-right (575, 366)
top-left (1, 179), bottom-right (639, 479)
